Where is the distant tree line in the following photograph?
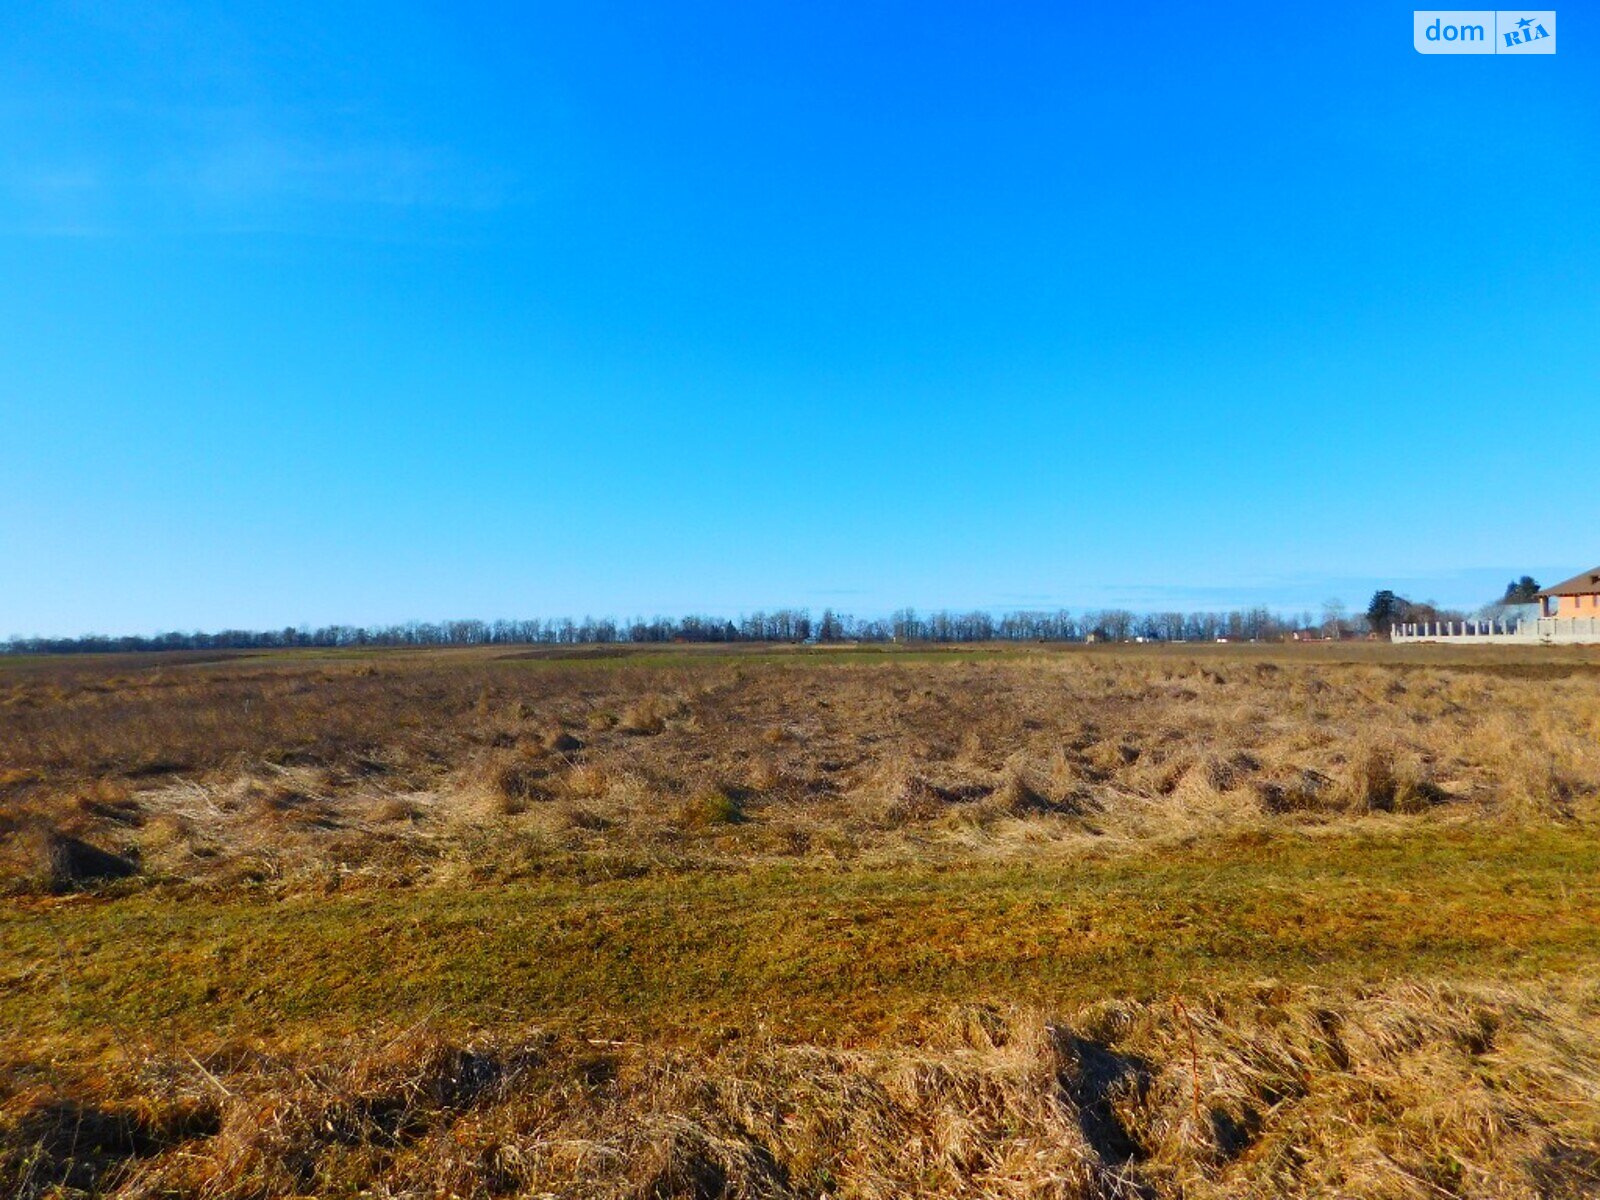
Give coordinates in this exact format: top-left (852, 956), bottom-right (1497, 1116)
top-left (4, 605), bottom-right (1338, 655)
top-left (7, 571), bottom-right (1550, 655)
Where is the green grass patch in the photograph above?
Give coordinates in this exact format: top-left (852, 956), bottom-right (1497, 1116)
top-left (5, 825), bottom-right (1600, 1058)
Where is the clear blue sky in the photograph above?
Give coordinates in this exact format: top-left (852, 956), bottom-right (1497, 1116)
top-left (3, 2), bottom-right (1596, 636)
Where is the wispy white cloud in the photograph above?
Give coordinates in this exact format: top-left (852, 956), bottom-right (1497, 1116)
top-left (1, 4), bottom-right (520, 237)
top-left (2, 164), bottom-right (116, 236)
top-left (161, 108), bottom-right (511, 212)
top-left (3, 85), bottom-right (515, 237)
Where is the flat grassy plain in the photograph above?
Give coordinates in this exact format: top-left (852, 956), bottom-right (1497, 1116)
top-left (4, 642), bottom-right (1600, 1197)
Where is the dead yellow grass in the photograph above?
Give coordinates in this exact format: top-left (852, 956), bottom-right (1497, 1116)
top-left (6, 979), bottom-right (1599, 1198)
top-left (4, 643), bottom-right (1600, 1194)
top-left (4, 645), bottom-right (1599, 895)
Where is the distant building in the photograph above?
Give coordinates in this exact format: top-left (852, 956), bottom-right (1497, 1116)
top-left (1536, 566), bottom-right (1600, 619)
top-left (1390, 561), bottom-right (1600, 645)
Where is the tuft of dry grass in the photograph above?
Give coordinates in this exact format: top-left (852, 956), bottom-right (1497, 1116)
top-left (476, 751), bottom-right (554, 816)
top-left (979, 767), bottom-right (1055, 818)
top-left (556, 801), bottom-right (612, 832)
top-left (679, 785), bottom-right (747, 828)
top-left (373, 795), bottom-right (424, 823)
top-left (1335, 743), bottom-right (1447, 814)
top-left (744, 757), bottom-right (783, 794)
top-left (563, 762), bottom-right (609, 800)
top-left (618, 694), bottom-right (677, 735)
top-left (0, 818), bottom-right (137, 893)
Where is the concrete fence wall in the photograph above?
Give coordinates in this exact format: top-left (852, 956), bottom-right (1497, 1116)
top-left (1390, 617), bottom-right (1600, 645)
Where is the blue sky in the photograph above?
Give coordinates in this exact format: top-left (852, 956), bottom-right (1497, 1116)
top-left (3, 2), bottom-right (1596, 636)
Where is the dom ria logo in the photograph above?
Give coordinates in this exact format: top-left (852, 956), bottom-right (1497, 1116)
top-left (1501, 14), bottom-right (1552, 45)
top-left (1414, 11), bottom-right (1556, 53)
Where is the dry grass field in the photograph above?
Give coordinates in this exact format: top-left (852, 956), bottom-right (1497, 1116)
top-left (3, 641), bottom-right (1600, 1198)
